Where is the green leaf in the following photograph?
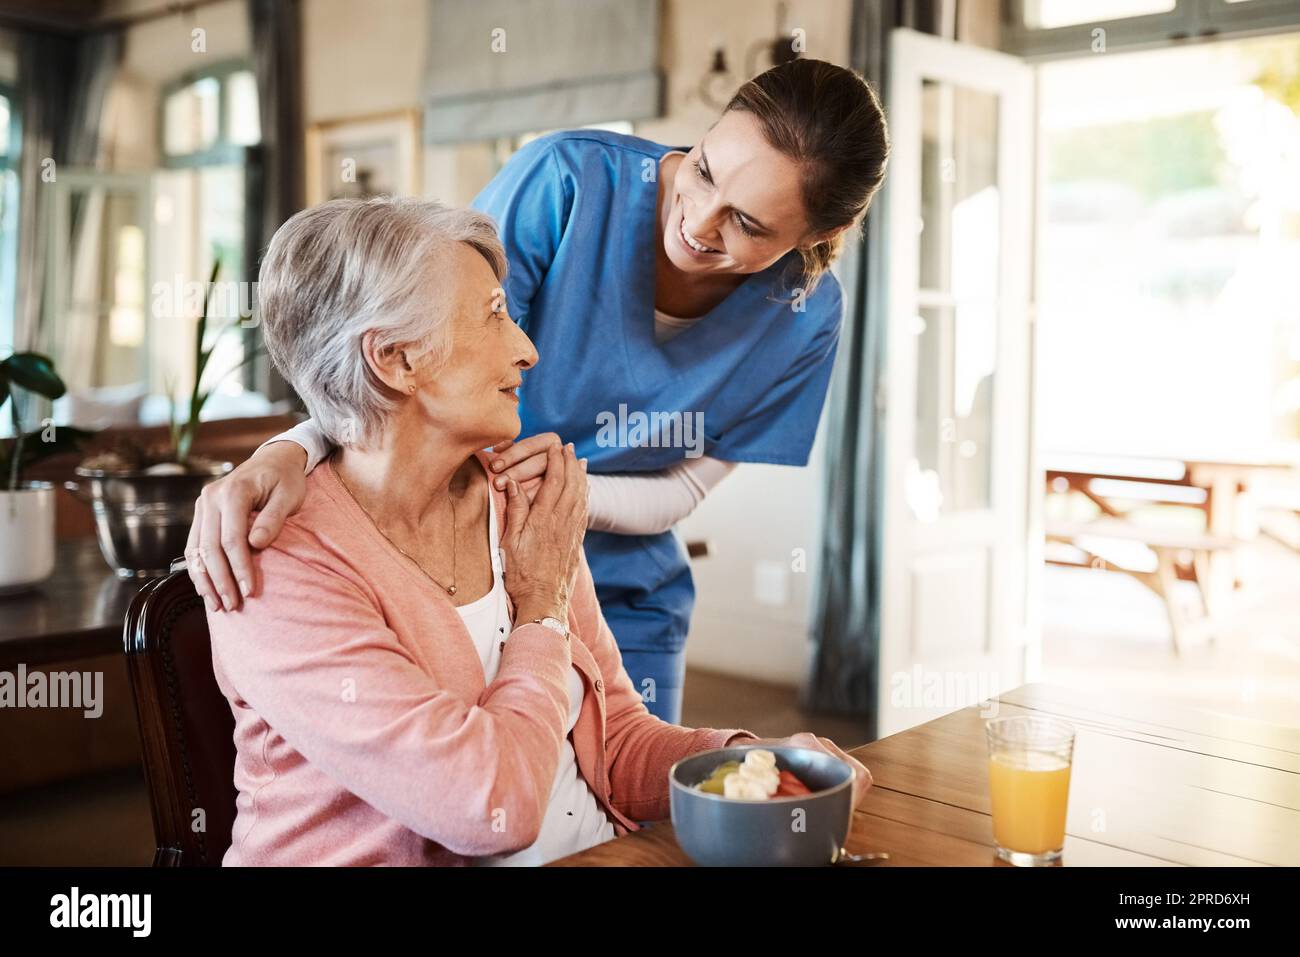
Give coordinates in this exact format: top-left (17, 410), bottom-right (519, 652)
top-left (174, 253), bottom-right (224, 464)
top-left (19, 424), bottom-right (94, 462)
top-left (2, 352), bottom-right (66, 400)
top-left (2, 425), bottom-right (94, 488)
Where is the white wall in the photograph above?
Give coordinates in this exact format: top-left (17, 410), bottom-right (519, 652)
top-left (301, 0), bottom-right (426, 122)
top-left (108, 0), bottom-right (251, 170)
top-left (678, 413), bottom-right (836, 685)
top-left (639, 0), bottom-right (853, 146)
top-left (116, 0), bottom-right (250, 84)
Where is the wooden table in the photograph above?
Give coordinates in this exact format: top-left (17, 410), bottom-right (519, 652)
top-left (1043, 451), bottom-right (1295, 542)
top-left (0, 538), bottom-right (149, 792)
top-left (1043, 450), bottom-right (1296, 612)
top-left (0, 537), bottom-right (144, 671)
top-left (550, 683), bottom-right (1300, 866)
top-left (1044, 519), bottom-right (1239, 654)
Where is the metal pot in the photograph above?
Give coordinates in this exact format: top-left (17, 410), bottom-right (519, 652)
top-left (66, 461), bottom-right (233, 580)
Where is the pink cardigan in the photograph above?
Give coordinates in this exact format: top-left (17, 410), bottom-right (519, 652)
top-left (206, 450), bottom-right (757, 865)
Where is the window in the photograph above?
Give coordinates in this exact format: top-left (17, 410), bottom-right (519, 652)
top-left (155, 63), bottom-right (260, 417)
top-left (160, 64), bottom-right (260, 166)
top-left (1006, 0), bottom-right (1300, 59)
top-left (1036, 33), bottom-right (1300, 453)
top-left (1021, 0), bottom-right (1176, 30)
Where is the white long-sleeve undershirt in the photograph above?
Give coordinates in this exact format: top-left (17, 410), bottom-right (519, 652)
top-left (258, 419), bottom-right (736, 536)
top-left (584, 454), bottom-right (736, 535)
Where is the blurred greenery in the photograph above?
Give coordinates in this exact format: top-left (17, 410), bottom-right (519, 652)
top-left (1048, 111), bottom-right (1226, 200)
top-left (1252, 53), bottom-right (1300, 114)
top-left (0, 352), bottom-right (92, 490)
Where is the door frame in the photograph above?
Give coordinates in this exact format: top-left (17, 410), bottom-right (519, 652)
top-left (879, 28), bottom-right (1036, 736)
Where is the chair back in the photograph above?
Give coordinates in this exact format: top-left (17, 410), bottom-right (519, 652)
top-left (123, 566), bottom-right (236, 866)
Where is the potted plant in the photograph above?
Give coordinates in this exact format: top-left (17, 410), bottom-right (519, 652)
top-left (67, 259), bottom-right (261, 579)
top-left (0, 352), bottom-right (92, 595)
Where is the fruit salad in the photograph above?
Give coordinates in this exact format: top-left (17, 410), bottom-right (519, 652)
top-left (695, 748), bottom-right (815, 800)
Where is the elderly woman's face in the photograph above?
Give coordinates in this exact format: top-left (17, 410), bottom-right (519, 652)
top-left (409, 243), bottom-right (538, 447)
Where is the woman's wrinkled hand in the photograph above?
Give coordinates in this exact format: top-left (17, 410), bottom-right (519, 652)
top-left (489, 432), bottom-right (562, 503)
top-left (742, 732), bottom-right (873, 812)
top-left (500, 442), bottom-right (588, 625)
top-left (187, 441), bottom-right (309, 613)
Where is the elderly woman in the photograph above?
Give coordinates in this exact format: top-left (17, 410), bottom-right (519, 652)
top-left (202, 196), bottom-right (870, 866)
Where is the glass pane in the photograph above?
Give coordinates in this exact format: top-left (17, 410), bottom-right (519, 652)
top-left (913, 304), bottom-right (995, 518)
top-left (163, 76), bottom-right (219, 155)
top-left (51, 185), bottom-right (149, 392)
top-left (199, 166), bottom-right (246, 399)
top-left (919, 81), bottom-right (1000, 296)
top-left (108, 224), bottom-right (145, 348)
top-left (1023, 0), bottom-right (1176, 29)
top-left (148, 166), bottom-right (247, 403)
top-left (226, 70), bottom-right (260, 146)
top-left (1038, 34), bottom-right (1300, 453)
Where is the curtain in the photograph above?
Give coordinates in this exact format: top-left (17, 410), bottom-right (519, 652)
top-left (14, 29), bottom-right (120, 353)
top-left (61, 31), bottom-right (124, 391)
top-left (801, 1), bottom-right (940, 729)
top-left (14, 31), bottom-right (71, 354)
top-left (248, 0), bottom-right (305, 404)
top-left (421, 0), bottom-right (662, 144)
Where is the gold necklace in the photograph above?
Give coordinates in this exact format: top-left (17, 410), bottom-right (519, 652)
top-left (334, 463), bottom-right (459, 596)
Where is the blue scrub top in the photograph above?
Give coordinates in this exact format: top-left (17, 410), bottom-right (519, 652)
top-left (472, 130), bottom-right (844, 656)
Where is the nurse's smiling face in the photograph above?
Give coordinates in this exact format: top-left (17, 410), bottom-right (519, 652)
top-left (662, 110), bottom-right (826, 278)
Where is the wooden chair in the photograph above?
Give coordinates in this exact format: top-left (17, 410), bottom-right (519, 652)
top-left (123, 562), bottom-right (236, 866)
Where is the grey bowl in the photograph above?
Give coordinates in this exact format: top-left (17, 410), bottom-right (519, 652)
top-left (669, 746), bottom-right (854, 867)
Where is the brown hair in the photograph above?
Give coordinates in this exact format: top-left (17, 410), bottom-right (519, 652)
top-left (723, 58), bottom-right (889, 296)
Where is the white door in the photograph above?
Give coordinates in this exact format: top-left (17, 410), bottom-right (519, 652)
top-left (878, 28), bottom-right (1036, 737)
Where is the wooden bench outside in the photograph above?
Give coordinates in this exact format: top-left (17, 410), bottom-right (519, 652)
top-left (1045, 519), bottom-right (1241, 656)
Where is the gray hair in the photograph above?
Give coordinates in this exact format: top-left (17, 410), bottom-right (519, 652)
top-left (255, 196), bottom-right (507, 449)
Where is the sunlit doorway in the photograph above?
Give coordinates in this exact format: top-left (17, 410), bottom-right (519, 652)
top-left (1035, 32), bottom-right (1300, 724)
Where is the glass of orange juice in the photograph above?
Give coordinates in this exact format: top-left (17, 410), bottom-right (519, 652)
top-left (985, 716), bottom-right (1076, 866)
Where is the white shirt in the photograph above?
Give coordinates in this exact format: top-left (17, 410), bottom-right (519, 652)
top-left (464, 485), bottom-right (616, 866)
top-left (653, 306), bottom-right (706, 344)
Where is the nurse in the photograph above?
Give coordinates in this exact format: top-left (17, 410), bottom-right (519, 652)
top-left (185, 58), bottom-right (889, 724)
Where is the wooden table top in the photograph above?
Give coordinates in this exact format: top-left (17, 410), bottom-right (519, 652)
top-left (0, 538), bottom-right (144, 669)
top-left (550, 683), bottom-right (1300, 866)
top-left (1042, 451), bottom-right (1295, 486)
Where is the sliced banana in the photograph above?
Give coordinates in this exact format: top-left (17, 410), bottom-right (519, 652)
top-left (737, 761), bottom-right (780, 796)
top-left (723, 772), bottom-right (770, 800)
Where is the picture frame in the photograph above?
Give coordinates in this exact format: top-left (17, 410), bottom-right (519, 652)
top-left (304, 109), bottom-right (422, 206)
